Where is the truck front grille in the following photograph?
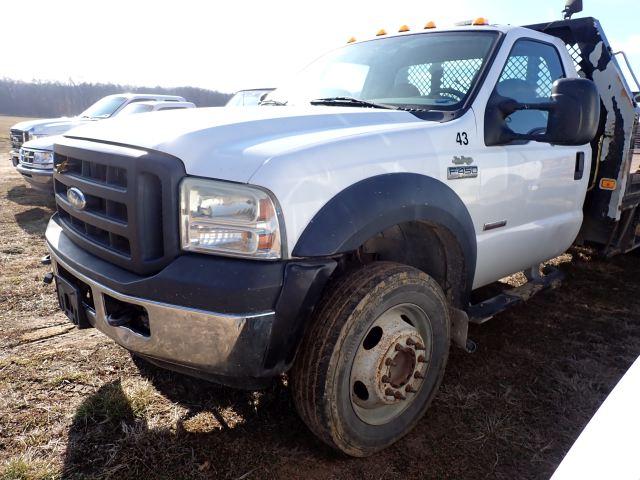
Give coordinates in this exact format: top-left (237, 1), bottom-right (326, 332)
top-left (53, 142), bottom-right (185, 275)
top-left (20, 149), bottom-right (35, 165)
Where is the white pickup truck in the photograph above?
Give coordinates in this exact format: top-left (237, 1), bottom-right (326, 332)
top-left (15, 99), bottom-right (195, 191)
top-left (44, 5), bottom-right (639, 456)
top-left (10, 93), bottom-right (186, 189)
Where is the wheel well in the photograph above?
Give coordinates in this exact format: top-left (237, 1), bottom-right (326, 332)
top-left (355, 221), bottom-right (468, 307)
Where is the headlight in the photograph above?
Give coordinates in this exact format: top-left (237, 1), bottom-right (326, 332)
top-left (33, 150), bottom-right (53, 166)
top-left (28, 133), bottom-right (49, 141)
top-left (180, 178), bottom-right (284, 259)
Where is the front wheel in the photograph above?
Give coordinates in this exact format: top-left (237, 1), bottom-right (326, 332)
top-left (291, 262), bottom-right (450, 456)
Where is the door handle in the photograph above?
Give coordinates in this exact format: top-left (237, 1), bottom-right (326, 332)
top-left (574, 152), bottom-right (585, 180)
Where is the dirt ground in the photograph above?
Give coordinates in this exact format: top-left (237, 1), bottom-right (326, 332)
top-left (0, 114), bottom-right (639, 480)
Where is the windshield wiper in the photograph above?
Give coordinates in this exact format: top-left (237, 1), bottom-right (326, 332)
top-left (310, 97), bottom-right (397, 110)
top-left (259, 99), bottom-right (288, 106)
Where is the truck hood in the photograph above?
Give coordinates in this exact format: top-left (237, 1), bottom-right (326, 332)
top-left (12, 116), bottom-right (93, 136)
top-left (63, 106), bottom-right (426, 182)
top-left (21, 135), bottom-right (64, 151)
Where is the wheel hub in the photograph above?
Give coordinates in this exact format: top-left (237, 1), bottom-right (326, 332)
top-left (350, 304), bottom-right (430, 425)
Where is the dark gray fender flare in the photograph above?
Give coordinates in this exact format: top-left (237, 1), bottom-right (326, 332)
top-left (292, 173), bottom-right (477, 290)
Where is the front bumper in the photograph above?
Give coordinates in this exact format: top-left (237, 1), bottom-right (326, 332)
top-left (16, 163), bottom-right (53, 191)
top-left (10, 150), bottom-right (19, 167)
top-left (46, 215), bottom-right (335, 388)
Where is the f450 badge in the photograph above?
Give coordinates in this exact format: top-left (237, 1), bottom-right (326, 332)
top-left (448, 165), bottom-right (478, 180)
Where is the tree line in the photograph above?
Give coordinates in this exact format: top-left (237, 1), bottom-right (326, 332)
top-left (0, 78), bottom-right (233, 117)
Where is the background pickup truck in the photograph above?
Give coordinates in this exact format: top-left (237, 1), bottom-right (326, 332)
top-left (43, 6), bottom-right (639, 457)
top-left (12, 96), bottom-right (190, 191)
top-left (8, 93), bottom-right (186, 166)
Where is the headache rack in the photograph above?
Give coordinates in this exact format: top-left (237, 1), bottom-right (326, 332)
top-left (527, 17), bottom-right (640, 256)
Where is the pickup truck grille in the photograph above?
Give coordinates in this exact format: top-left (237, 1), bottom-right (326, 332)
top-left (20, 149), bottom-right (35, 165)
top-left (53, 142), bottom-right (185, 275)
top-left (10, 129), bottom-right (27, 149)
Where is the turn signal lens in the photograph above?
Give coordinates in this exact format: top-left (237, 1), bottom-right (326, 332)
top-left (424, 21), bottom-right (436, 29)
top-left (376, 28), bottom-right (387, 36)
top-left (398, 25), bottom-right (410, 32)
top-left (600, 178), bottom-right (617, 190)
top-left (472, 17), bottom-right (489, 25)
top-left (347, 36), bottom-right (356, 43)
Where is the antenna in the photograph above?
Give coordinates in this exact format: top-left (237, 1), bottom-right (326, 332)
top-left (562, 0), bottom-right (583, 19)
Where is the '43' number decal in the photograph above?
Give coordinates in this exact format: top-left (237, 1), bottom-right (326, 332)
top-left (456, 132), bottom-right (469, 145)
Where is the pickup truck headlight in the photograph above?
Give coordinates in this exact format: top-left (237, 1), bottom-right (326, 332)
top-left (33, 150), bottom-right (53, 166)
top-left (180, 178), bottom-right (283, 259)
top-left (28, 133), bottom-right (49, 141)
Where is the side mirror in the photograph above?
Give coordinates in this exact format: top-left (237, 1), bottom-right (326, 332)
top-left (563, 0), bottom-right (583, 19)
top-left (485, 78), bottom-right (600, 146)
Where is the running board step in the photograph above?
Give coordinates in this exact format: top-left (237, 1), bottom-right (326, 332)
top-left (468, 266), bottom-right (564, 325)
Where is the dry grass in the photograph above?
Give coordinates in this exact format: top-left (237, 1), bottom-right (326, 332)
top-left (0, 115), bottom-right (639, 479)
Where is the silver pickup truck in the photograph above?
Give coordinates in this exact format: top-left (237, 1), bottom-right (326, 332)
top-left (10, 94), bottom-right (187, 190)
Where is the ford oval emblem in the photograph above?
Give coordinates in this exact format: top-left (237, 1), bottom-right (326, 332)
top-left (67, 187), bottom-right (87, 210)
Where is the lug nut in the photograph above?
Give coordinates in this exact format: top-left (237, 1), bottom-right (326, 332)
top-left (417, 355), bottom-right (426, 363)
top-left (381, 375), bottom-right (391, 383)
top-left (395, 344), bottom-right (411, 353)
top-left (385, 388), bottom-right (395, 397)
top-left (414, 371), bottom-right (425, 380)
top-left (385, 358), bottom-right (396, 367)
top-left (405, 384), bottom-right (418, 393)
top-left (393, 391), bottom-right (406, 400)
top-left (414, 342), bottom-right (425, 351)
top-left (406, 338), bottom-right (416, 346)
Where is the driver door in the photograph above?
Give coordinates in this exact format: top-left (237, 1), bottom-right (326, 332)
top-left (473, 38), bottom-right (587, 287)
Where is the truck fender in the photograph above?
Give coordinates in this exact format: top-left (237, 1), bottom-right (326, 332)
top-left (292, 173), bottom-right (477, 291)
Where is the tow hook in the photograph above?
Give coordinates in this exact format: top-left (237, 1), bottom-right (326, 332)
top-left (41, 254), bottom-right (51, 265)
top-left (43, 272), bottom-right (54, 285)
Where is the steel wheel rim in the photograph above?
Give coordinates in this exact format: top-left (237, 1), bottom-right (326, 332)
top-left (349, 303), bottom-right (432, 426)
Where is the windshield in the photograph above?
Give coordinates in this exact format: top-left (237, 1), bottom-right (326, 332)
top-left (227, 89), bottom-right (273, 107)
top-left (80, 96), bottom-right (127, 118)
top-left (119, 103), bottom-right (155, 115)
top-left (267, 31), bottom-right (498, 110)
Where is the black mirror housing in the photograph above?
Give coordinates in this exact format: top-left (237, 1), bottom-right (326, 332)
top-left (545, 78), bottom-right (600, 145)
top-left (485, 77), bottom-right (600, 146)
top-left (563, 0), bottom-right (583, 19)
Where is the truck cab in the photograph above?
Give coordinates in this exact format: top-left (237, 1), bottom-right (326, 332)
top-left (44, 13), bottom-right (638, 457)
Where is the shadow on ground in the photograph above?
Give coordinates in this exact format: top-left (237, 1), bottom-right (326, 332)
top-left (7, 184), bottom-right (55, 209)
top-left (14, 207), bottom-right (51, 235)
top-left (61, 361), bottom-right (334, 480)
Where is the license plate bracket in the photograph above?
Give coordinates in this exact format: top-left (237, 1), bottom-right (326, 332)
top-left (55, 275), bottom-right (90, 329)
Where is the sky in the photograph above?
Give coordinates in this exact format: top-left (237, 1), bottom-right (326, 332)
top-left (2, 0), bottom-right (638, 94)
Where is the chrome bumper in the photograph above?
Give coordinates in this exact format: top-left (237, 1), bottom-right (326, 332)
top-left (48, 244), bottom-right (277, 381)
top-left (16, 163), bottom-right (53, 191)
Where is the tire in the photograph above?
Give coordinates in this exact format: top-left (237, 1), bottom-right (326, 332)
top-left (291, 261), bottom-right (450, 457)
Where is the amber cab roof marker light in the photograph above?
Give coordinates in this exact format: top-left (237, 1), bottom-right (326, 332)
top-left (424, 21), bottom-right (436, 29)
top-left (472, 17), bottom-right (489, 25)
top-left (347, 36), bottom-right (357, 43)
top-left (398, 25), bottom-right (410, 32)
top-left (376, 28), bottom-right (387, 36)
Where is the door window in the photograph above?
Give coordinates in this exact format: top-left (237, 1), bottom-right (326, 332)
top-left (495, 40), bottom-right (565, 135)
